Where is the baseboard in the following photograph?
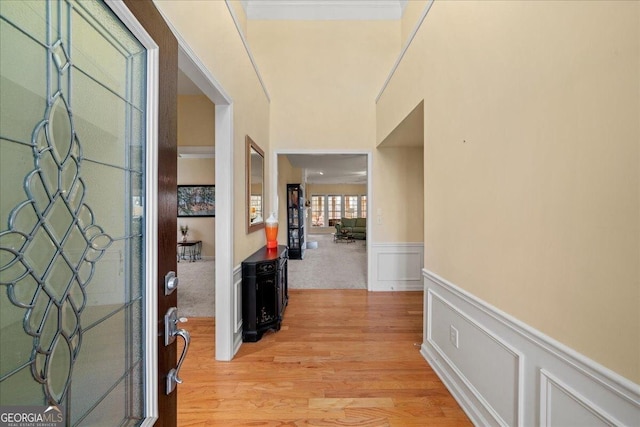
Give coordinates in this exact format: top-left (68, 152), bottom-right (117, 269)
top-left (421, 269), bottom-right (640, 426)
top-left (233, 264), bottom-right (243, 356)
top-left (369, 243), bottom-right (423, 291)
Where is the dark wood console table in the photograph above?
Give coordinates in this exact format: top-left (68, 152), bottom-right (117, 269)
top-left (241, 245), bottom-right (288, 342)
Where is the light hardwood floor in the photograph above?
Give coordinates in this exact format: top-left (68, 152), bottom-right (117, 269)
top-left (178, 289), bottom-right (472, 426)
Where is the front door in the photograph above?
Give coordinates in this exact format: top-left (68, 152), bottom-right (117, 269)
top-left (0, 0), bottom-right (179, 425)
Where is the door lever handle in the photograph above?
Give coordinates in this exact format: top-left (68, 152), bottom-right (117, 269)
top-left (164, 307), bottom-right (191, 395)
top-left (164, 307), bottom-right (187, 346)
top-left (166, 328), bottom-right (190, 395)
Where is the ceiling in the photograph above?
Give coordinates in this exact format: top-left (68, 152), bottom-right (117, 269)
top-left (284, 154), bottom-right (367, 185)
top-left (241, 0), bottom-right (409, 21)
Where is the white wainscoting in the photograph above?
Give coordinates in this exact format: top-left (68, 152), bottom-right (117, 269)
top-left (233, 264), bottom-right (243, 355)
top-left (369, 243), bottom-right (423, 291)
top-left (421, 269), bottom-right (640, 426)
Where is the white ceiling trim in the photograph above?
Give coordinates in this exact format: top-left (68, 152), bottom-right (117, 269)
top-left (243, 0), bottom-right (404, 21)
top-left (178, 146), bottom-right (215, 158)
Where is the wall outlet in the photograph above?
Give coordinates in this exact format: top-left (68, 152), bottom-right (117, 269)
top-left (450, 325), bottom-right (459, 349)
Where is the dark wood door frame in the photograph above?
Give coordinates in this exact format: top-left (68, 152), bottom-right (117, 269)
top-left (122, 1), bottom-right (178, 424)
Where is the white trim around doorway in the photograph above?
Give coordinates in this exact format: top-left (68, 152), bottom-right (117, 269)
top-left (157, 13), bottom-right (237, 362)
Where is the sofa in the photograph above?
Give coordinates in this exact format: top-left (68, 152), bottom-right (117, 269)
top-left (335, 217), bottom-right (367, 240)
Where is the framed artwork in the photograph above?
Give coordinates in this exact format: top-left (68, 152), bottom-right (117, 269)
top-left (177, 185), bottom-right (215, 217)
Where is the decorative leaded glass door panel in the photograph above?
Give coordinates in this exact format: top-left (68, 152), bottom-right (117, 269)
top-left (0, 0), bottom-right (165, 424)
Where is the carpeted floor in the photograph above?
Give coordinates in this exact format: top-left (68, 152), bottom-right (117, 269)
top-left (177, 259), bottom-right (215, 318)
top-left (288, 233), bottom-right (367, 289)
top-left (176, 233), bottom-right (367, 317)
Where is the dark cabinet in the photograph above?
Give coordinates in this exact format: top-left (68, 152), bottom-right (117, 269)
top-left (241, 245), bottom-right (288, 342)
top-left (287, 183), bottom-right (305, 259)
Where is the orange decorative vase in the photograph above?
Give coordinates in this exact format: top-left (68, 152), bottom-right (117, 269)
top-left (265, 212), bottom-right (278, 249)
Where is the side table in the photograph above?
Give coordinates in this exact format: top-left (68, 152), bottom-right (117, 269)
top-left (334, 231), bottom-right (355, 243)
top-left (177, 240), bottom-right (202, 262)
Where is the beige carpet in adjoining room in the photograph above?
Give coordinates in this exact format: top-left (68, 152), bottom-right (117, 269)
top-left (288, 233), bottom-right (367, 289)
top-left (176, 233), bottom-right (365, 317)
top-left (177, 259), bottom-right (215, 318)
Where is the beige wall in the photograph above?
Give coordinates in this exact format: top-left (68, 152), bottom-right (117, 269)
top-left (401, 0), bottom-right (428, 48)
top-left (377, 1), bottom-right (640, 382)
top-left (177, 158), bottom-right (215, 257)
top-left (228, 0), bottom-right (248, 38)
top-left (306, 183), bottom-right (367, 196)
top-left (248, 20), bottom-right (398, 150)
top-left (178, 95), bottom-right (215, 147)
top-left (373, 147), bottom-right (424, 243)
top-left (248, 19), bottom-right (415, 245)
top-left (176, 95), bottom-right (215, 258)
top-left (155, 1), bottom-right (271, 264)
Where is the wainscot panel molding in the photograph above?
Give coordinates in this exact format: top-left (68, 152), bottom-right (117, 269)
top-left (427, 290), bottom-right (523, 425)
top-left (233, 264), bottom-right (243, 355)
top-left (370, 243), bottom-right (423, 291)
top-left (540, 369), bottom-right (625, 426)
top-left (421, 269), bottom-right (640, 427)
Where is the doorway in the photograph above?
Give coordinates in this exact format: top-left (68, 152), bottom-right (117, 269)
top-left (272, 150), bottom-right (373, 291)
top-left (176, 71), bottom-right (215, 319)
top-left (170, 31), bottom-right (235, 360)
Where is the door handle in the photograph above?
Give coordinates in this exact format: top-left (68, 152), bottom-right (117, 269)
top-left (164, 307), bottom-right (190, 394)
top-left (166, 328), bottom-right (190, 395)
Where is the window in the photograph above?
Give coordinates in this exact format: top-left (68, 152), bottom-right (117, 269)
top-left (311, 195), bottom-right (324, 226)
top-left (360, 195), bottom-right (367, 218)
top-left (345, 195), bottom-right (358, 218)
top-left (327, 195), bottom-right (342, 226)
top-left (309, 194), bottom-right (367, 227)
top-left (250, 195), bottom-right (262, 222)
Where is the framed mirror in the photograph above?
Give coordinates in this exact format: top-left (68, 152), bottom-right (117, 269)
top-left (246, 135), bottom-right (265, 233)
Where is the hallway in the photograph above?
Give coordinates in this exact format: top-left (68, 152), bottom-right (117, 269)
top-left (288, 234), bottom-right (367, 290)
top-left (177, 289), bottom-right (471, 426)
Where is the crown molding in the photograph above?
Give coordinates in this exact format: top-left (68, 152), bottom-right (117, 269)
top-left (243, 0), bottom-right (404, 21)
